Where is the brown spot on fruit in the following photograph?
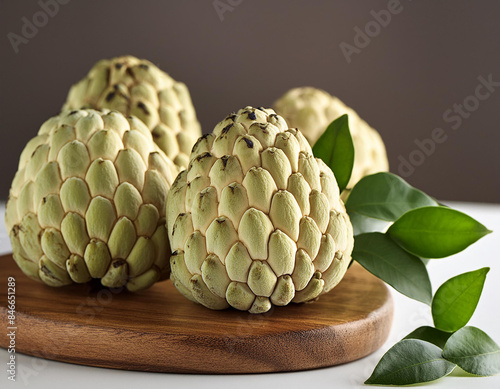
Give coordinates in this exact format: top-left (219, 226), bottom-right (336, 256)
top-left (106, 92), bottom-right (116, 102)
top-left (137, 102), bottom-right (150, 115)
top-left (243, 138), bottom-right (254, 148)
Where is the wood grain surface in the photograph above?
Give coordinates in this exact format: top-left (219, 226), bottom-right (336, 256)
top-left (0, 254), bottom-right (393, 374)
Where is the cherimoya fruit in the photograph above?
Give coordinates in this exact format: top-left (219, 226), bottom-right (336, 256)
top-left (167, 106), bottom-right (354, 313)
top-left (62, 55), bottom-right (201, 168)
top-left (273, 87), bottom-right (389, 190)
top-left (5, 109), bottom-right (178, 291)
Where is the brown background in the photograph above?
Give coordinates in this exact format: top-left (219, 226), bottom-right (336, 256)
top-left (0, 0), bottom-right (499, 203)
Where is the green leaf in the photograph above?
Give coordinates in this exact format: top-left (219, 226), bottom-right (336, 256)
top-left (432, 268), bottom-right (489, 332)
top-left (312, 114), bottom-right (354, 192)
top-left (365, 339), bottom-right (456, 385)
top-left (346, 172), bottom-right (438, 221)
top-left (352, 233), bottom-right (432, 304)
top-left (387, 206), bottom-right (491, 258)
top-left (404, 326), bottom-right (453, 349)
top-left (442, 326), bottom-right (500, 376)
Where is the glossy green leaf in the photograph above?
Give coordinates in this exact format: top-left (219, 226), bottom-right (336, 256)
top-left (312, 114), bottom-right (354, 192)
top-left (346, 172), bottom-right (438, 221)
top-left (432, 268), bottom-right (489, 332)
top-left (442, 326), bottom-right (500, 376)
top-left (404, 326), bottom-right (453, 349)
top-left (365, 339), bottom-right (456, 385)
top-left (387, 206), bottom-right (491, 258)
top-left (352, 233), bottom-right (432, 304)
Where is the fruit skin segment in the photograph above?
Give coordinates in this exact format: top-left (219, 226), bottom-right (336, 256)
top-left (167, 106), bottom-right (354, 313)
top-left (273, 87), bottom-right (389, 190)
top-left (62, 55), bottom-right (201, 169)
top-left (5, 109), bottom-right (179, 291)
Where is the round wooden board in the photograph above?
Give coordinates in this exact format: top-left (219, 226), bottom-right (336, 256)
top-left (0, 254), bottom-right (393, 374)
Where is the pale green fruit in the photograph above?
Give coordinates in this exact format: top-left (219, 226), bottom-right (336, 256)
top-left (167, 107), bottom-right (354, 314)
top-left (5, 109), bottom-right (178, 291)
top-left (273, 87), bottom-right (389, 191)
top-left (62, 55), bottom-right (201, 169)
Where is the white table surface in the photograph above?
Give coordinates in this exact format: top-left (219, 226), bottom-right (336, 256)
top-left (1, 201), bottom-right (499, 389)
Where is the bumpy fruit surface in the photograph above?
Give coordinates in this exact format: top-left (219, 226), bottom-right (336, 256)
top-left (273, 87), bottom-right (389, 189)
top-left (5, 109), bottom-right (178, 291)
top-left (62, 55), bottom-right (201, 168)
top-left (167, 106), bottom-right (354, 313)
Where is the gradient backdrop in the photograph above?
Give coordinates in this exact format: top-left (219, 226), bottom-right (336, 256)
top-left (1, 0), bottom-right (499, 202)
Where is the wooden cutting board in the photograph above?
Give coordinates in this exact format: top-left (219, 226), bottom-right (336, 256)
top-left (0, 254), bottom-right (393, 374)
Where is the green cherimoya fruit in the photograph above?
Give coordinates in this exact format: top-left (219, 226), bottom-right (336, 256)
top-left (5, 109), bottom-right (179, 291)
top-left (273, 87), bottom-right (389, 190)
top-left (166, 106), bottom-right (354, 313)
top-left (62, 55), bottom-right (201, 169)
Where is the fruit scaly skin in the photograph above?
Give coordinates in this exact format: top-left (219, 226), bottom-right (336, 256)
top-left (273, 87), bottom-right (389, 191)
top-left (167, 107), bottom-right (354, 313)
top-left (5, 109), bottom-right (178, 291)
top-left (62, 55), bottom-right (201, 168)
